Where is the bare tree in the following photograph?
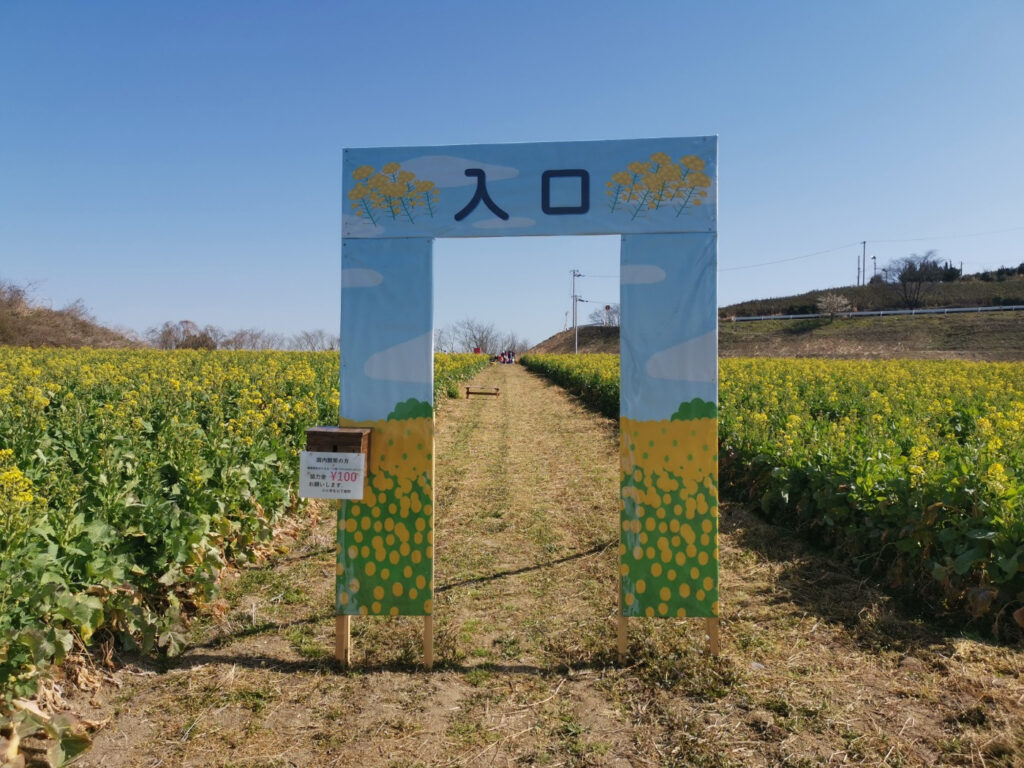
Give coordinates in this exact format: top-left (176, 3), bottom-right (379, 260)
top-left (220, 328), bottom-right (285, 350)
top-left (291, 329), bottom-right (339, 351)
top-left (0, 281), bottom-right (30, 315)
top-left (147, 320), bottom-right (221, 350)
top-left (587, 303), bottom-right (621, 327)
top-left (497, 331), bottom-right (530, 356)
top-left (452, 318), bottom-right (501, 353)
top-left (434, 325), bottom-right (457, 353)
top-left (60, 299), bottom-right (96, 323)
top-left (881, 251), bottom-right (945, 309)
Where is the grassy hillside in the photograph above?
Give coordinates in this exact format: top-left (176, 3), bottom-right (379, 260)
top-left (530, 311), bottom-right (1024, 360)
top-left (0, 282), bottom-right (136, 348)
top-left (527, 324), bottom-right (620, 354)
top-left (722, 274), bottom-right (1024, 318)
top-left (720, 310), bottom-right (1024, 360)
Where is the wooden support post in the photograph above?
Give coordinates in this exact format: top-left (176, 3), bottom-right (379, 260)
top-left (616, 574), bottom-right (627, 665)
top-left (336, 615), bottom-right (351, 666)
top-left (705, 617), bottom-right (720, 656)
top-left (306, 425), bottom-right (369, 672)
top-left (423, 615), bottom-right (433, 670)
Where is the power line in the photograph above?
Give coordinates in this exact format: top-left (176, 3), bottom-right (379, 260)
top-left (721, 242), bottom-right (860, 272)
top-left (870, 225), bottom-right (1024, 244)
top-left (722, 224), bottom-right (1024, 273)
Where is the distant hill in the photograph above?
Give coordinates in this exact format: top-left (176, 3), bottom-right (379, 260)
top-left (721, 274), bottom-right (1024, 318)
top-left (0, 282), bottom-right (137, 348)
top-left (527, 325), bottom-right (620, 355)
top-left (528, 311), bottom-right (1024, 361)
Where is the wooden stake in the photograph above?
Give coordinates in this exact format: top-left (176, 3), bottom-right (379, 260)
top-left (335, 615), bottom-right (351, 666)
top-left (705, 617), bottom-right (720, 656)
top-left (423, 615), bottom-right (433, 670)
top-left (617, 615), bottom-right (628, 665)
top-left (616, 574), bottom-right (627, 664)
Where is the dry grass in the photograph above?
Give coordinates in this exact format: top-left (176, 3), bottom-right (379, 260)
top-left (721, 276), bottom-right (1024, 318)
top-left (41, 364), bottom-right (1024, 767)
top-left (0, 282), bottom-right (136, 348)
top-left (527, 326), bottom-right (621, 356)
top-left (719, 312), bottom-right (1024, 361)
top-left (527, 313), bottom-right (1024, 361)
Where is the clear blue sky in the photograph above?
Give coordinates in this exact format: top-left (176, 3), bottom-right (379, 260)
top-left (2, 1), bottom-right (1022, 346)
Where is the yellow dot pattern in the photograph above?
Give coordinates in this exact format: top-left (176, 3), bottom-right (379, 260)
top-left (335, 416), bottom-right (433, 616)
top-left (620, 416), bottom-right (718, 618)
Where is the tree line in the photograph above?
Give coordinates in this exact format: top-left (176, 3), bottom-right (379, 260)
top-left (873, 251), bottom-right (1024, 309)
top-left (150, 318), bottom-right (537, 355)
top-left (146, 320), bottom-right (340, 351)
top-left (433, 318), bottom-right (530, 356)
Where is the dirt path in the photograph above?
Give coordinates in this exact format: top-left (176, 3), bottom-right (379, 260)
top-left (64, 364), bottom-right (1022, 767)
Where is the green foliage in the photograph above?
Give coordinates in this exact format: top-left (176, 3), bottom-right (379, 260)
top-left (671, 398), bottom-right (718, 421)
top-left (433, 353), bottom-right (489, 401)
top-left (387, 398), bottom-right (433, 421)
top-left (0, 350), bottom-right (486, 708)
top-left (718, 359), bottom-right (1024, 635)
top-left (523, 352), bottom-right (1024, 634)
top-left (520, 354), bottom-right (619, 419)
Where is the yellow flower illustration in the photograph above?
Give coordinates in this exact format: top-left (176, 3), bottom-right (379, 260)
top-left (681, 155), bottom-right (705, 171)
top-left (350, 162), bottom-right (439, 225)
top-left (607, 151), bottom-right (712, 219)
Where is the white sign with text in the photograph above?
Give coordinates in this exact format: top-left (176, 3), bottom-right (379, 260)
top-left (299, 451), bottom-right (366, 500)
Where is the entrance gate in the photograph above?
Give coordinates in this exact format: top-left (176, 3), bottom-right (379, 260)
top-left (338, 137), bottom-right (719, 665)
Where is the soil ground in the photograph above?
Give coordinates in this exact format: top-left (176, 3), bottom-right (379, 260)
top-left (43, 364), bottom-right (1024, 767)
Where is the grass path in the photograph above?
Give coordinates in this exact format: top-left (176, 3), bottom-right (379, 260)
top-left (60, 364), bottom-right (1023, 767)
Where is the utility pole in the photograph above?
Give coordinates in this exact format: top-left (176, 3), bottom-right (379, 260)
top-left (571, 269), bottom-right (582, 354)
top-left (861, 241), bottom-right (867, 286)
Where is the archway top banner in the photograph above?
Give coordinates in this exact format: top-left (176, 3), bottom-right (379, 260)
top-left (343, 136), bottom-right (717, 239)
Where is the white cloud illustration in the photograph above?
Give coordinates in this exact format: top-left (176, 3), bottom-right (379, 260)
top-left (364, 332), bottom-right (433, 383)
top-left (621, 264), bottom-right (666, 285)
top-left (343, 216), bottom-right (386, 237)
top-left (472, 216), bottom-right (535, 230)
top-left (400, 155), bottom-right (519, 188)
top-left (645, 331), bottom-right (718, 382)
top-left (341, 268), bottom-right (383, 288)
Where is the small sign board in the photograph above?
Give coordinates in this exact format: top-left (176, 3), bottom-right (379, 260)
top-left (299, 451), bottom-right (366, 499)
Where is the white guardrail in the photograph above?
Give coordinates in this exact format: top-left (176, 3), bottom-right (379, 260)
top-left (727, 305), bottom-right (1024, 322)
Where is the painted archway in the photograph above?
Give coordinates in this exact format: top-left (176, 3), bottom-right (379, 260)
top-left (339, 137), bottom-right (718, 657)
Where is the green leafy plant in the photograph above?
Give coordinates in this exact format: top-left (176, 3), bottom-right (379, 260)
top-left (0, 350), bottom-right (489, 762)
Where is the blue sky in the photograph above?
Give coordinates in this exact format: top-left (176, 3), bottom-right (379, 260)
top-left (2, 1), bottom-right (1022, 347)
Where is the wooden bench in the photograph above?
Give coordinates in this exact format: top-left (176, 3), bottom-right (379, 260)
top-left (465, 387), bottom-right (501, 399)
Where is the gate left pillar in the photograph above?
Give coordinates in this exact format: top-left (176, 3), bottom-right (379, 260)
top-left (338, 237), bottom-right (436, 667)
